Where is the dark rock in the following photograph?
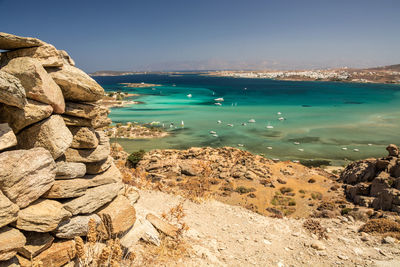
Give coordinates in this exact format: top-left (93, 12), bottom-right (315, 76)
top-left (387, 144), bottom-right (399, 157)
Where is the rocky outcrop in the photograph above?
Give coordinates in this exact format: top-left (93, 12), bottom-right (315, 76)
top-left (1, 57), bottom-right (65, 113)
top-left (342, 144), bottom-right (400, 213)
top-left (0, 32), bottom-right (45, 50)
top-left (0, 70), bottom-right (27, 109)
top-left (0, 32), bottom-right (137, 266)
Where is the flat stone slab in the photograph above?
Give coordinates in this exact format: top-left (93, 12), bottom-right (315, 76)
top-left (17, 232), bottom-right (54, 258)
top-left (63, 182), bottom-right (123, 215)
top-left (0, 191), bottom-right (19, 228)
top-left (55, 161), bottom-right (86, 179)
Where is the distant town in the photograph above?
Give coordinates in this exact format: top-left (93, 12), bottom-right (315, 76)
top-left (91, 64), bottom-right (400, 84)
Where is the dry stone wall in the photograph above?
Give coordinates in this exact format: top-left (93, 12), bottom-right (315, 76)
top-left (0, 32), bottom-right (137, 266)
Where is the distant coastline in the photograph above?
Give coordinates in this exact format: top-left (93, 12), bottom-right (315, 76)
top-left (91, 64), bottom-right (400, 84)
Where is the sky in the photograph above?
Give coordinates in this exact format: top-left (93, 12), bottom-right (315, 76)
top-left (1, 0), bottom-right (399, 72)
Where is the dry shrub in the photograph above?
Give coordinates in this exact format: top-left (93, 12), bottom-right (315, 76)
top-left (303, 219), bottom-right (328, 239)
top-left (142, 203), bottom-right (190, 265)
top-left (360, 218), bottom-right (400, 234)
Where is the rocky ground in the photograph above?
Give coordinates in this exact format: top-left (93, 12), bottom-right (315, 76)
top-left (131, 189), bottom-right (400, 267)
top-left (135, 146), bottom-right (346, 218)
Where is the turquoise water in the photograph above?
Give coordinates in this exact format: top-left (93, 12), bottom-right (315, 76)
top-left (94, 74), bottom-right (400, 166)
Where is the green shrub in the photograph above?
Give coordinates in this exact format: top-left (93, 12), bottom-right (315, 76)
top-left (235, 186), bottom-right (256, 194)
top-left (127, 150), bottom-right (146, 167)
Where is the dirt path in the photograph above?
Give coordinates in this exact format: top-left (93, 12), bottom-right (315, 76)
top-left (134, 190), bottom-right (400, 267)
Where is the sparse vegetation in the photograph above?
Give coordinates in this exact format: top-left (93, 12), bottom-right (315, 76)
top-left (235, 186), bottom-right (256, 194)
top-left (280, 187), bottom-right (293, 194)
top-left (127, 150), bottom-right (146, 168)
top-left (311, 192), bottom-right (323, 200)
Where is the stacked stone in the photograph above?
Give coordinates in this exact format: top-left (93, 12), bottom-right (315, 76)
top-left (0, 32), bottom-right (136, 266)
top-left (341, 144), bottom-right (400, 212)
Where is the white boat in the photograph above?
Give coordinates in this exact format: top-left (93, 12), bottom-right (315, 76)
top-left (248, 119), bottom-right (256, 123)
top-left (342, 147), bottom-right (348, 151)
top-left (227, 124), bottom-right (234, 127)
top-left (272, 158), bottom-right (280, 162)
top-left (244, 87), bottom-right (247, 90)
top-left (353, 149), bottom-right (360, 152)
top-left (292, 160), bottom-right (300, 163)
top-left (238, 144), bottom-right (244, 147)
top-left (277, 112), bottom-right (282, 115)
top-left (181, 121), bottom-right (184, 127)
top-left (214, 103), bottom-right (222, 106)
top-left (368, 143), bottom-right (372, 146)
top-left (267, 146), bottom-right (273, 150)
top-left (266, 125), bottom-right (274, 129)
top-left (209, 131), bottom-right (217, 134)
top-left (187, 94), bottom-right (192, 98)
top-left (212, 134), bottom-right (218, 137)
top-left (214, 97), bottom-right (224, 102)
top-left (298, 148), bottom-right (304, 152)
top-left (294, 142), bottom-right (300, 145)
top-left (217, 120), bottom-right (222, 124)
top-left (242, 123), bottom-right (247, 126)
top-left (278, 117), bottom-right (285, 121)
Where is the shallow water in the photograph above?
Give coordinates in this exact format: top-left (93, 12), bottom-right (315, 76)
top-left (94, 74), bottom-right (400, 166)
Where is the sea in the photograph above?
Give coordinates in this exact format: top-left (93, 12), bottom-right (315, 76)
top-left (93, 73), bottom-right (400, 166)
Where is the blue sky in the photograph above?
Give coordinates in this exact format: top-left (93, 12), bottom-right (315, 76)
top-left (1, 0), bottom-right (399, 72)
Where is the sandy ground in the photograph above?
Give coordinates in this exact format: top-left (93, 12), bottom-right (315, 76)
top-left (133, 190), bottom-right (400, 267)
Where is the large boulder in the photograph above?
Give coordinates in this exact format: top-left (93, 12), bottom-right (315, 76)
top-left (63, 182), bottom-right (123, 215)
top-left (47, 64), bottom-right (104, 102)
top-left (97, 195), bottom-right (136, 235)
top-left (0, 227), bottom-right (26, 261)
top-left (16, 199), bottom-right (71, 232)
top-left (0, 147), bottom-right (56, 208)
top-left (0, 100), bottom-right (53, 133)
top-left (69, 126), bottom-right (99, 149)
top-left (0, 32), bottom-right (45, 50)
top-left (17, 115), bottom-right (73, 159)
top-left (55, 161), bottom-right (86, 179)
top-left (0, 70), bottom-right (27, 109)
top-left (0, 191), bottom-right (19, 228)
top-left (17, 232), bottom-right (54, 259)
top-left (0, 123), bottom-right (17, 151)
top-left (340, 159), bottom-right (377, 184)
top-left (1, 57), bottom-right (65, 113)
top-left (0, 44), bottom-right (63, 67)
top-left (54, 214), bottom-right (101, 239)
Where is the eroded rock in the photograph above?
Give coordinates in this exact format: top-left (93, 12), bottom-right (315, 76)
top-left (0, 70), bottom-right (27, 109)
top-left (17, 232), bottom-right (54, 258)
top-left (0, 227), bottom-right (26, 261)
top-left (69, 126), bottom-right (98, 149)
top-left (1, 44), bottom-right (63, 67)
top-left (47, 64), bottom-right (104, 102)
top-left (55, 214), bottom-right (101, 239)
top-left (0, 147), bottom-right (55, 208)
top-left (85, 156), bottom-right (113, 174)
top-left (0, 32), bottom-right (45, 50)
top-left (16, 199), bottom-right (71, 232)
top-left (1, 57), bottom-right (65, 113)
top-left (17, 115), bottom-right (72, 159)
top-left (0, 123), bottom-right (17, 151)
top-left (0, 191), bottom-right (19, 228)
top-left (0, 99), bottom-right (53, 133)
top-left (55, 161), bottom-right (86, 179)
